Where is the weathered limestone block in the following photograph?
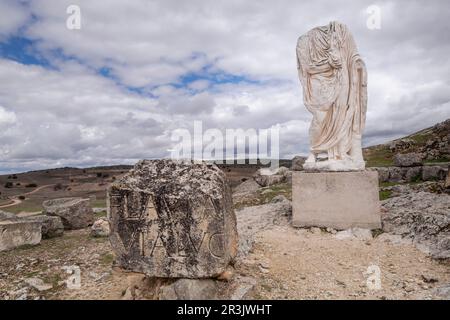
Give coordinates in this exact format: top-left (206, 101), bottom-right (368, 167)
top-left (43, 197), bottom-right (94, 230)
top-left (374, 167), bottom-right (390, 183)
top-left (393, 153), bottom-right (423, 167)
top-left (292, 171), bottom-right (381, 230)
top-left (291, 156), bottom-right (306, 171)
top-left (159, 279), bottom-right (218, 300)
top-left (253, 167), bottom-right (288, 187)
top-left (422, 166), bottom-right (446, 181)
top-left (108, 160), bottom-right (238, 278)
top-left (382, 191), bottom-right (450, 260)
top-left (0, 220), bottom-right (41, 252)
top-left (388, 167), bottom-right (406, 182)
top-left (23, 215), bottom-right (64, 239)
top-left (90, 218), bottom-right (110, 237)
top-left (405, 166), bottom-right (423, 182)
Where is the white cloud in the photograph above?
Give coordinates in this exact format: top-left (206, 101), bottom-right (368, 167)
top-left (0, 0), bottom-right (449, 172)
top-left (0, 1), bottom-right (29, 39)
top-left (0, 105), bottom-right (16, 125)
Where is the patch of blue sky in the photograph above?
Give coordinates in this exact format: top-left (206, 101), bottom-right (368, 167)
top-left (0, 35), bottom-right (53, 68)
top-left (178, 65), bottom-right (261, 91)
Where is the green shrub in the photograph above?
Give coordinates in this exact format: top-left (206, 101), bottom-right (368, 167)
top-left (25, 183), bottom-right (37, 188)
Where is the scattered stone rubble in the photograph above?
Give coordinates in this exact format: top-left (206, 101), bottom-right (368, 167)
top-left (381, 189), bottom-right (450, 260)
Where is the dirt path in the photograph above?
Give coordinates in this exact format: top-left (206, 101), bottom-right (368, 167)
top-left (0, 184), bottom-right (54, 209)
top-left (236, 225), bottom-right (450, 300)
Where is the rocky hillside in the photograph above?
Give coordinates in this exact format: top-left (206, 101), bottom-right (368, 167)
top-left (364, 119), bottom-right (450, 167)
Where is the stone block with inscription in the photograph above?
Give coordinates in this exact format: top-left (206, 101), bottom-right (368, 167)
top-left (107, 160), bottom-right (238, 278)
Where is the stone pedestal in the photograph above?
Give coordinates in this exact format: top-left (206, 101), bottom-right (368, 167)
top-left (292, 171), bottom-right (381, 230)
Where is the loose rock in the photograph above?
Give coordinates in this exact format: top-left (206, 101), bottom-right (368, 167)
top-left (159, 279), bottom-right (218, 300)
top-left (23, 215), bottom-right (64, 239)
top-left (0, 220), bottom-right (41, 252)
top-left (43, 197), bottom-right (94, 230)
top-left (393, 153), bottom-right (423, 167)
top-left (382, 190), bottom-right (450, 260)
top-left (90, 218), bottom-right (110, 237)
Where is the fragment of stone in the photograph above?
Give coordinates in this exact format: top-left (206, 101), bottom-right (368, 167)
top-left (23, 215), bottom-right (64, 239)
top-left (381, 191), bottom-right (450, 260)
top-left (253, 167), bottom-right (287, 187)
top-left (291, 156), bottom-right (306, 171)
top-left (334, 228), bottom-right (373, 241)
top-left (232, 179), bottom-right (261, 204)
top-left (159, 279), bottom-right (218, 300)
top-left (42, 197), bottom-right (94, 230)
top-left (432, 284), bottom-right (450, 300)
top-left (0, 210), bottom-right (17, 221)
top-left (0, 220), bottom-right (41, 252)
top-left (108, 159), bottom-right (238, 278)
top-left (375, 233), bottom-right (412, 246)
top-left (271, 195), bottom-right (288, 203)
top-left (422, 166), bottom-right (446, 181)
top-left (24, 277), bottom-right (53, 292)
top-left (90, 218), bottom-right (110, 237)
top-left (368, 167), bottom-right (390, 183)
top-left (405, 166), bottom-right (422, 182)
top-left (393, 153), bottom-right (423, 167)
top-left (230, 276), bottom-right (256, 300)
top-left (388, 167), bottom-right (406, 182)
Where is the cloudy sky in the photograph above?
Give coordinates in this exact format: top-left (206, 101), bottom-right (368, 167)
top-left (0, 0), bottom-right (449, 173)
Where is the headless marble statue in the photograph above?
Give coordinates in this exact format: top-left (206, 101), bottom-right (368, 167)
top-left (296, 21), bottom-right (367, 171)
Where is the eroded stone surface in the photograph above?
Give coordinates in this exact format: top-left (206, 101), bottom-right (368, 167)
top-left (23, 215), bottom-right (64, 239)
top-left (0, 220), bottom-right (41, 252)
top-left (43, 197), bottom-right (94, 230)
top-left (108, 160), bottom-right (238, 278)
top-left (159, 278), bottom-right (218, 300)
top-left (90, 218), bottom-right (110, 237)
top-left (393, 153), bottom-right (423, 167)
top-left (381, 191), bottom-right (450, 260)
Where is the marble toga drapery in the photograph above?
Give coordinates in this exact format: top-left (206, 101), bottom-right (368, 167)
top-left (296, 21), bottom-right (367, 171)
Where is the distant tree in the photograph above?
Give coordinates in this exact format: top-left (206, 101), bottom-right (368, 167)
top-left (54, 183), bottom-right (63, 191)
top-left (4, 182), bottom-right (13, 188)
top-left (25, 183), bottom-right (37, 188)
top-left (18, 195), bottom-right (25, 200)
top-left (12, 174), bottom-right (17, 179)
top-left (96, 172), bottom-right (102, 178)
